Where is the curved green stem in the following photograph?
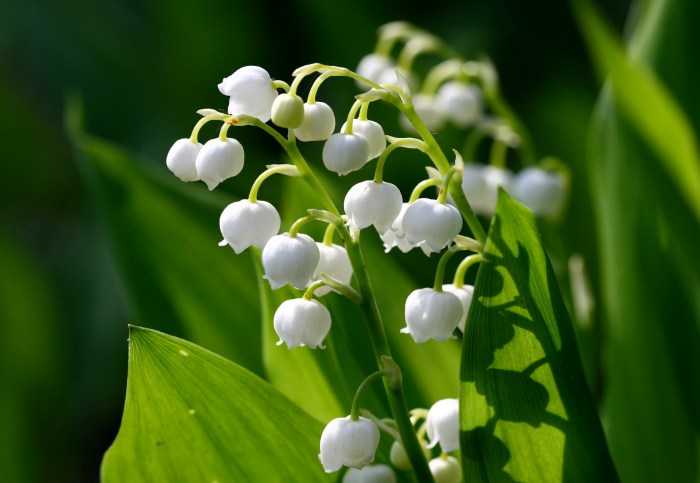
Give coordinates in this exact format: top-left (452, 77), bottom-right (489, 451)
top-left (218, 121), bottom-right (232, 141)
top-left (437, 167), bottom-right (458, 204)
top-left (272, 80), bottom-right (291, 92)
top-left (248, 165), bottom-right (300, 203)
top-left (289, 215), bottom-right (315, 237)
top-left (433, 249), bottom-right (456, 291)
top-left (351, 371), bottom-right (386, 420)
top-left (343, 100), bottom-right (365, 134)
top-left (489, 139), bottom-right (508, 168)
top-left (308, 70), bottom-right (339, 103)
top-left (487, 94), bottom-right (536, 165)
top-left (410, 179), bottom-right (442, 203)
top-left (453, 253), bottom-right (483, 288)
top-left (189, 113), bottom-right (229, 142)
top-left (374, 137), bottom-right (426, 183)
top-left (322, 223), bottom-right (336, 246)
top-left (359, 101), bottom-right (370, 120)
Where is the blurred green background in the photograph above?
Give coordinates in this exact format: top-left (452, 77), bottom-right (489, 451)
top-left (8, 0), bottom-right (698, 481)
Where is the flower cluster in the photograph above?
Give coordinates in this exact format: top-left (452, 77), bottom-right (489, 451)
top-left (165, 20), bottom-right (568, 481)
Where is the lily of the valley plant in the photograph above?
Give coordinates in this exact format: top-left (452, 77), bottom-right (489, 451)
top-left (165, 21), bottom-right (568, 482)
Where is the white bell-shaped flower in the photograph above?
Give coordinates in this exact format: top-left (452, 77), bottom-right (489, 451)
top-left (379, 203), bottom-right (432, 256)
top-left (426, 398), bottom-right (459, 452)
top-left (399, 94), bottom-right (445, 133)
top-left (319, 416), bottom-right (380, 473)
top-left (166, 138), bottom-right (202, 182)
top-left (262, 233), bottom-right (320, 290)
top-left (429, 455), bottom-right (462, 483)
top-left (435, 81), bottom-right (483, 128)
top-left (195, 138), bottom-right (244, 190)
top-left (218, 66), bottom-right (278, 122)
top-left (356, 53), bottom-right (395, 88)
top-left (294, 102), bottom-right (336, 142)
top-left (273, 298), bottom-right (331, 349)
top-left (219, 200), bottom-right (280, 254)
top-left (461, 164), bottom-right (513, 216)
top-left (311, 243), bottom-right (353, 296)
top-left (341, 120), bottom-right (386, 160)
top-left (343, 464), bottom-right (396, 483)
top-left (510, 166), bottom-right (566, 218)
top-left (442, 284), bottom-right (474, 332)
top-left (402, 288), bottom-right (463, 343)
top-left (402, 199), bottom-right (462, 252)
top-left (271, 93), bottom-right (305, 128)
top-left (344, 181), bottom-right (403, 235)
top-left (322, 133), bottom-right (370, 175)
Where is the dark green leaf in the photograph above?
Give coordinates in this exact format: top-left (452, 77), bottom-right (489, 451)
top-left (102, 326), bottom-right (333, 482)
top-left (459, 191), bottom-right (618, 482)
top-left (66, 101), bottom-right (263, 374)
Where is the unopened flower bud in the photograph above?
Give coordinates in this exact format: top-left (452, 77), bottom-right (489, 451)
top-left (219, 200), bottom-right (280, 253)
top-left (195, 138), bottom-right (244, 190)
top-left (274, 298), bottom-right (331, 349)
top-left (294, 102), bottom-right (336, 142)
top-left (343, 464), bottom-right (396, 483)
top-left (271, 93), bottom-right (305, 128)
top-left (402, 199), bottom-right (462, 252)
top-left (461, 164), bottom-right (513, 216)
top-left (319, 416), bottom-right (380, 473)
top-left (426, 398), bottom-right (459, 452)
top-left (435, 81), bottom-right (482, 128)
top-left (344, 181), bottom-right (403, 235)
top-left (402, 288), bottom-right (463, 343)
top-left (442, 284), bottom-right (474, 332)
top-left (166, 138), bottom-right (202, 182)
top-left (323, 133), bottom-right (370, 175)
top-left (430, 455), bottom-right (462, 483)
top-left (262, 233), bottom-right (320, 290)
top-left (510, 166), bottom-right (566, 218)
top-left (311, 243), bottom-right (353, 296)
top-left (218, 66), bottom-right (278, 122)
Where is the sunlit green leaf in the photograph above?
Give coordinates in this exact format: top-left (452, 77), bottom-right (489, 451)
top-left (66, 100), bottom-right (263, 374)
top-left (459, 191), bottom-right (618, 482)
top-left (574, 0), bottom-right (700, 221)
top-left (102, 326), bottom-right (333, 482)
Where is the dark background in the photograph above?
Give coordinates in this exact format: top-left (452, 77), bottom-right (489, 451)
top-left (0, 0), bottom-right (629, 480)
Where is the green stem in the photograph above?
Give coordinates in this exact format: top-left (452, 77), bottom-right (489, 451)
top-left (433, 249), bottom-right (456, 291)
top-left (453, 253), bottom-right (483, 288)
top-left (307, 70), bottom-right (339, 103)
top-left (189, 114), bottom-right (229, 142)
top-left (343, 236), bottom-right (434, 482)
top-left (374, 138), bottom-right (426, 183)
top-left (359, 101), bottom-right (370, 120)
top-left (343, 100), bottom-right (365, 134)
top-left (289, 215), bottom-right (315, 237)
top-left (351, 371), bottom-right (386, 420)
top-left (436, 167), bottom-right (458, 204)
top-left (272, 80), bottom-right (291, 92)
top-left (322, 223), bottom-right (336, 246)
top-left (246, 113), bottom-right (433, 482)
top-left (303, 281), bottom-right (326, 300)
top-left (409, 179), bottom-right (442, 203)
top-left (218, 121), bottom-right (232, 141)
top-left (248, 165), bottom-right (300, 203)
top-left (487, 94), bottom-right (536, 165)
top-left (489, 139), bottom-right (508, 168)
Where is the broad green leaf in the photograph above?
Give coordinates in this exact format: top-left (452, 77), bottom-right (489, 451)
top-left (583, 0), bottom-right (700, 480)
top-left (574, 0), bottom-right (700, 221)
top-left (66, 101), bottom-right (263, 374)
top-left (459, 191), bottom-right (618, 482)
top-left (102, 326), bottom-right (333, 482)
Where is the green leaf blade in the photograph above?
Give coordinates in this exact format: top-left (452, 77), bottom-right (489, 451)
top-left (460, 191), bottom-right (618, 482)
top-left (102, 326), bottom-right (332, 482)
